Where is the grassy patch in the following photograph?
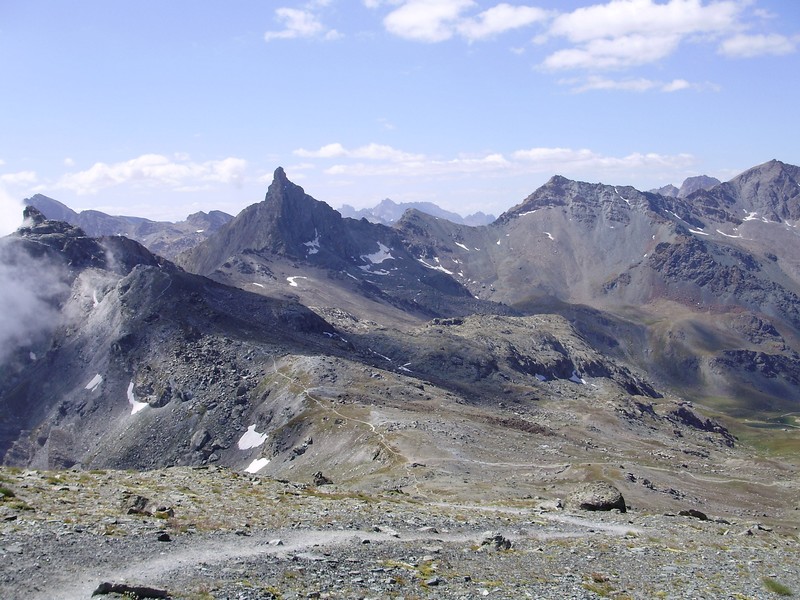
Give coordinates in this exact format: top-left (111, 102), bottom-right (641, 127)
top-left (763, 577), bottom-right (794, 596)
top-left (0, 486), bottom-right (16, 499)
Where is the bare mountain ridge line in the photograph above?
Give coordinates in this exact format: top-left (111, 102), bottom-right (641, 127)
top-left (26, 165), bottom-right (731, 260)
top-left (25, 193), bottom-right (233, 260)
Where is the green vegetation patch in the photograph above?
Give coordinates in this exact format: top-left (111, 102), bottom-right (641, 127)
top-left (763, 577), bottom-right (794, 596)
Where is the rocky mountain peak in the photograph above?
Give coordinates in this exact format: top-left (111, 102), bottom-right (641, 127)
top-left (11, 207), bottom-right (167, 277)
top-left (179, 168), bottom-right (393, 273)
top-left (688, 159), bottom-right (800, 223)
top-left (22, 205), bottom-right (47, 226)
top-left (24, 195), bottom-right (78, 223)
top-left (678, 175), bottom-right (721, 197)
top-left (266, 166), bottom-right (300, 199)
top-left (499, 174), bottom-right (649, 225)
top-left (19, 205), bottom-right (86, 238)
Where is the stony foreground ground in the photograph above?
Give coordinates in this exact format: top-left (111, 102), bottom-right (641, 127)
top-left (1, 466), bottom-right (798, 599)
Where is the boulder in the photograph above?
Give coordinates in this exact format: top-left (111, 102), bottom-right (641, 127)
top-left (312, 471), bottom-right (332, 486)
top-left (479, 531), bottom-right (512, 550)
top-left (121, 492), bottom-right (151, 516)
top-left (567, 482), bottom-right (626, 513)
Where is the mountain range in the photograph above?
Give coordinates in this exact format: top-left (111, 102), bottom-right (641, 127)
top-left (338, 198), bottom-right (495, 226)
top-left (1, 160), bottom-right (799, 521)
top-left (25, 194), bottom-right (233, 259)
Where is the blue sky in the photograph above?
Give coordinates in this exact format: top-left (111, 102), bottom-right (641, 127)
top-left (1, 0), bottom-right (799, 232)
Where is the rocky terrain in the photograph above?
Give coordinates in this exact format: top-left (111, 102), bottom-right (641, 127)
top-left (1, 465), bottom-right (798, 599)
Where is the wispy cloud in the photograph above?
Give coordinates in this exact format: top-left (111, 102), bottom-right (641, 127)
top-left (0, 171), bottom-right (38, 186)
top-left (264, 6), bottom-right (341, 42)
top-left (294, 143), bottom-right (424, 162)
top-left (0, 186), bottom-right (25, 236)
top-left (719, 33), bottom-right (799, 58)
top-left (512, 147), bottom-right (694, 172)
top-left (0, 238), bottom-right (69, 363)
top-left (561, 75), bottom-right (718, 93)
top-left (457, 4), bottom-right (552, 42)
top-left (380, 0), bottom-right (550, 43)
top-left (295, 141), bottom-right (695, 181)
top-left (55, 154), bottom-right (247, 195)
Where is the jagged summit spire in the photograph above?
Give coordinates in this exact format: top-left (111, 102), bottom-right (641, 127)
top-left (266, 166), bottom-right (304, 200)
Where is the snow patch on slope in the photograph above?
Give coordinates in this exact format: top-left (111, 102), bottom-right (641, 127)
top-left (569, 371), bottom-right (587, 385)
top-left (238, 424), bottom-right (268, 450)
top-left (127, 381), bottom-right (148, 415)
top-left (245, 458), bottom-right (270, 473)
top-left (303, 229), bottom-right (321, 255)
top-left (85, 374), bottom-right (103, 392)
top-left (361, 243), bottom-right (394, 264)
top-left (417, 257), bottom-right (454, 275)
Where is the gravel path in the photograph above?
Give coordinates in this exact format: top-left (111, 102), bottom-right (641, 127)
top-left (1, 467), bottom-right (798, 599)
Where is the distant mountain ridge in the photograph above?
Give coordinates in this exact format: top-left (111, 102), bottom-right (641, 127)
top-left (338, 198), bottom-right (495, 226)
top-left (651, 174), bottom-right (721, 198)
top-left (25, 194), bottom-right (233, 259)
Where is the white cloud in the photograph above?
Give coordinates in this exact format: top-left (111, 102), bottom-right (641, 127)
top-left (384, 0), bottom-right (475, 42)
top-left (457, 4), bottom-right (551, 42)
top-left (0, 171), bottom-right (38, 186)
top-left (548, 0), bottom-right (741, 44)
top-left (56, 154), bottom-right (247, 195)
top-left (512, 147), bottom-right (695, 172)
top-left (264, 7), bottom-right (340, 42)
top-left (562, 75), bottom-right (711, 93)
top-left (719, 33), bottom-right (798, 58)
top-left (300, 141), bottom-right (694, 183)
top-left (63, 157), bottom-right (75, 167)
top-left (543, 33), bottom-right (681, 70)
top-left (369, 0), bottom-right (794, 87)
top-left (380, 0), bottom-right (552, 43)
top-left (0, 186), bottom-right (25, 237)
top-left (661, 78), bottom-right (690, 92)
top-left (542, 0), bottom-right (744, 71)
top-left (294, 143), bottom-right (424, 162)
top-left (295, 142), bottom-right (348, 158)
top-left (323, 152), bottom-right (508, 177)
top-left (564, 76), bottom-right (659, 92)
top-left (0, 237), bottom-right (69, 363)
